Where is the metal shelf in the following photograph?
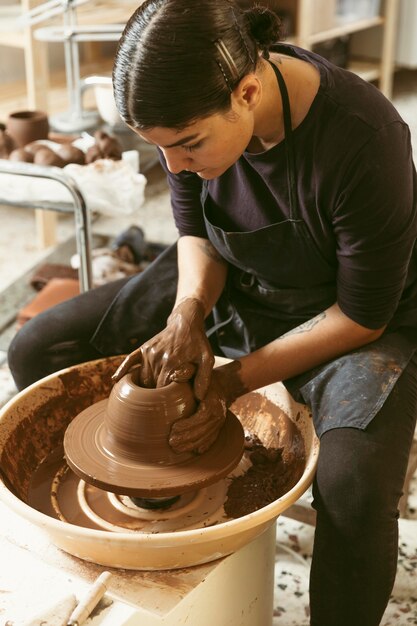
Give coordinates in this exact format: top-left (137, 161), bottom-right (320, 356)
top-left (0, 159), bottom-right (93, 292)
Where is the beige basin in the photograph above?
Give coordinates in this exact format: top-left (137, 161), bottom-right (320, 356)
top-left (0, 356), bottom-right (319, 570)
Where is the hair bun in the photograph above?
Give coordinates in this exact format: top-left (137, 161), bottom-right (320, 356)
top-left (244, 5), bottom-right (282, 56)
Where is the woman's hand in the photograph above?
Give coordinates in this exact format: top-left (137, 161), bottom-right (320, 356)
top-left (112, 297), bottom-right (214, 400)
top-left (169, 361), bottom-right (248, 454)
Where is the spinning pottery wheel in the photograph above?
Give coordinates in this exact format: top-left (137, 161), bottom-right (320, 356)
top-left (0, 356), bottom-right (319, 572)
top-left (63, 371), bottom-right (245, 499)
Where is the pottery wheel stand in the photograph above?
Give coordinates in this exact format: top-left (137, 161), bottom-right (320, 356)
top-left (0, 498), bottom-right (276, 625)
top-left (0, 357), bottom-right (319, 625)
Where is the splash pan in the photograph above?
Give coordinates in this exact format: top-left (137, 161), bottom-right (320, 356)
top-left (0, 356), bottom-right (319, 570)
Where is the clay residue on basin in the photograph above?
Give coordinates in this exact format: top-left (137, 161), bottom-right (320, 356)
top-left (3, 363), bottom-right (306, 527)
top-left (0, 356), bottom-right (123, 500)
top-left (225, 392), bottom-right (306, 518)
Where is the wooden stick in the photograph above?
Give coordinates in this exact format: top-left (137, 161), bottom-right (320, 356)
top-left (67, 571), bottom-right (112, 626)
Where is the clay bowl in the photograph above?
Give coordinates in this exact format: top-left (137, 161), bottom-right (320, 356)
top-left (6, 110), bottom-right (49, 148)
top-left (0, 356), bottom-right (319, 570)
top-left (64, 372), bottom-right (244, 496)
top-left (80, 373), bottom-right (197, 465)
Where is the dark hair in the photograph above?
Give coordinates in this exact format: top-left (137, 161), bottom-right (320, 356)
top-left (113, 0), bottom-right (282, 130)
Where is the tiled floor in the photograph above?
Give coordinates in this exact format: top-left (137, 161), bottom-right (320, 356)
top-left (273, 499), bottom-right (417, 625)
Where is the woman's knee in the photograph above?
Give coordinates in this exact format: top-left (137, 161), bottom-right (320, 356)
top-left (312, 428), bottom-right (400, 538)
top-left (8, 317), bottom-right (49, 388)
top-left (8, 312), bottom-right (98, 390)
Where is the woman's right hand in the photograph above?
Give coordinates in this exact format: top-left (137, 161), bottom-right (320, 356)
top-left (111, 297), bottom-right (214, 400)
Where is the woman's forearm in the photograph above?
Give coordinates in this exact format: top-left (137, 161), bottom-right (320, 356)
top-left (175, 235), bottom-right (228, 316)
top-left (236, 303), bottom-right (386, 393)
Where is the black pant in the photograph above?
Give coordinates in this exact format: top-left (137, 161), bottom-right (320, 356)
top-left (8, 276), bottom-right (132, 390)
top-left (310, 352), bottom-right (417, 626)
top-left (8, 281), bottom-right (417, 626)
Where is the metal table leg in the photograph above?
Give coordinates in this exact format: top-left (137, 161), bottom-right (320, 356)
top-left (0, 159), bottom-right (93, 291)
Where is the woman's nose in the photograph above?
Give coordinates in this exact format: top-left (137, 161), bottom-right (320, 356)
top-left (162, 148), bottom-right (191, 174)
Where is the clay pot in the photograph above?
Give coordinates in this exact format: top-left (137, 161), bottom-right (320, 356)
top-left (8, 148), bottom-right (34, 163)
top-left (105, 373), bottom-right (197, 465)
top-left (56, 144), bottom-right (85, 165)
top-left (64, 366), bottom-right (246, 498)
top-left (33, 146), bottom-right (66, 168)
top-left (7, 110), bottom-right (49, 148)
top-left (85, 129), bottom-right (122, 163)
top-left (24, 141), bottom-right (50, 155)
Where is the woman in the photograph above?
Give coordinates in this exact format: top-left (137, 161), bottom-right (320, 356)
top-left (8, 1), bottom-right (417, 624)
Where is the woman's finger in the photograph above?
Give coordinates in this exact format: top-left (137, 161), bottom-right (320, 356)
top-left (196, 431), bottom-right (220, 454)
top-left (111, 349), bottom-right (143, 382)
top-left (193, 350), bottom-right (215, 400)
top-left (169, 363), bottom-right (196, 383)
top-left (170, 420), bottom-right (222, 453)
top-left (137, 354), bottom-right (157, 388)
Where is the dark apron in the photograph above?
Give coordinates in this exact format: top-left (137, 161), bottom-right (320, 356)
top-left (92, 63), bottom-right (416, 437)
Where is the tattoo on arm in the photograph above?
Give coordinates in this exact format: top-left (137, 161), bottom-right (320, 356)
top-left (197, 240), bottom-right (224, 264)
top-left (281, 312), bottom-right (327, 337)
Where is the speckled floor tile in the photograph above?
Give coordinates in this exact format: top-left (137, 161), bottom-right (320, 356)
top-left (274, 518), bottom-right (313, 626)
top-left (274, 510), bottom-right (417, 626)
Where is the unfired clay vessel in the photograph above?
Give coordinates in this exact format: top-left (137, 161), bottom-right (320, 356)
top-left (64, 371), bottom-right (245, 497)
top-left (6, 110), bottom-right (49, 148)
top-left (8, 148), bottom-right (34, 163)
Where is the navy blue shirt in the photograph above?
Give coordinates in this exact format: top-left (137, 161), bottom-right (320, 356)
top-left (160, 45), bottom-right (417, 331)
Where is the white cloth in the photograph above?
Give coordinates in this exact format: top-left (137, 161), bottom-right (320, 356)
top-left (0, 149), bottom-right (146, 216)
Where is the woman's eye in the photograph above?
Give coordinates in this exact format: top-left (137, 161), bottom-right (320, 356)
top-left (183, 141), bottom-right (202, 152)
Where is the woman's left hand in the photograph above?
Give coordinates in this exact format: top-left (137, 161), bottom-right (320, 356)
top-left (169, 361), bottom-right (248, 454)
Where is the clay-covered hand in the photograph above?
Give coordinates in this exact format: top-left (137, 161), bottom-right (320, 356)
top-left (169, 361), bottom-right (248, 454)
top-left (112, 297), bottom-right (214, 400)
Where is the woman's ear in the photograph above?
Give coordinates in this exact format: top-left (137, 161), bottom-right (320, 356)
top-left (232, 73), bottom-right (262, 111)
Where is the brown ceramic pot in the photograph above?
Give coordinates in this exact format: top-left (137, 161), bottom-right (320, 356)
top-left (6, 110), bottom-right (49, 148)
top-left (8, 148), bottom-right (34, 163)
top-left (104, 373), bottom-right (197, 465)
top-left (64, 368), bottom-right (245, 497)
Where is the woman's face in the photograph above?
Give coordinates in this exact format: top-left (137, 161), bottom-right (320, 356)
top-left (135, 107), bottom-right (254, 179)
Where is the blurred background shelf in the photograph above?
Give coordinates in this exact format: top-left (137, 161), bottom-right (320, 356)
top-left (283, 0), bottom-right (399, 98)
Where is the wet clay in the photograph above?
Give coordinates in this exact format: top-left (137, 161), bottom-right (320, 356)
top-left (28, 445), bottom-right (231, 533)
top-left (0, 357), bottom-right (122, 500)
top-left (3, 359), bottom-right (306, 536)
top-left (85, 130), bottom-right (122, 163)
top-left (224, 393), bottom-right (306, 519)
top-left (64, 374), bottom-right (245, 497)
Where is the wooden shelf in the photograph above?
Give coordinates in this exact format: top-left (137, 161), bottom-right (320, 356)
top-left (0, 6), bottom-right (25, 49)
top-left (347, 57), bottom-right (381, 82)
top-left (293, 0), bottom-right (399, 99)
top-left (307, 15), bottom-right (383, 45)
top-left (76, 0), bottom-right (139, 25)
top-left (0, 1), bottom-right (142, 118)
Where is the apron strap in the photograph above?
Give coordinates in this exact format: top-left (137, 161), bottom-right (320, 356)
top-left (269, 62), bottom-right (299, 221)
